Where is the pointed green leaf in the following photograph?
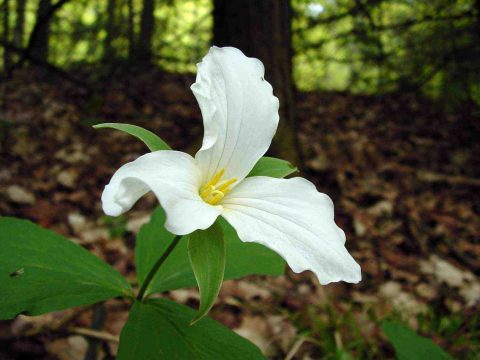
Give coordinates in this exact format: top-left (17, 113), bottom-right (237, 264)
top-left (248, 156), bottom-right (298, 178)
top-left (188, 223), bottom-right (225, 323)
top-left (135, 207), bottom-right (285, 296)
top-left (117, 298), bottom-right (266, 360)
top-left (382, 321), bottom-right (453, 360)
top-left (93, 123), bottom-right (171, 151)
top-left (0, 217), bottom-right (133, 319)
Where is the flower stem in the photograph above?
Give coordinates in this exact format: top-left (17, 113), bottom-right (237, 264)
top-left (136, 235), bottom-right (183, 301)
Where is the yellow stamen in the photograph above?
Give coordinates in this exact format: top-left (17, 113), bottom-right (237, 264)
top-left (200, 185), bottom-right (215, 199)
top-left (204, 168), bottom-right (225, 188)
top-left (216, 178), bottom-right (237, 193)
top-left (199, 169), bottom-right (237, 205)
top-left (207, 190), bottom-right (224, 205)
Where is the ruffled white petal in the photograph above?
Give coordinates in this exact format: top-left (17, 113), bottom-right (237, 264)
top-left (102, 151), bottom-right (221, 235)
top-left (191, 46), bottom-right (279, 185)
top-left (221, 177), bottom-right (361, 284)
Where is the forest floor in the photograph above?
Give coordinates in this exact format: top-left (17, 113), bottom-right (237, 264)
top-left (1, 69), bottom-right (479, 359)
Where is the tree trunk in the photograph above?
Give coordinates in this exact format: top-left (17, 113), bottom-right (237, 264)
top-left (137, 0), bottom-right (154, 66)
top-left (13, 0), bottom-right (26, 48)
top-left (127, 0), bottom-right (135, 61)
top-left (31, 0), bottom-right (51, 62)
top-left (476, 0), bottom-right (480, 39)
top-left (213, 0), bottom-right (302, 166)
top-left (103, 0), bottom-right (117, 62)
top-left (3, 0), bottom-right (11, 70)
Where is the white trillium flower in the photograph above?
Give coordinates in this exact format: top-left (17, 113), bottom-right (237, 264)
top-left (102, 46), bottom-right (361, 285)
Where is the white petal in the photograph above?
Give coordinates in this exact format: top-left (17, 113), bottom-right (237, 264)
top-left (102, 151), bottom-right (221, 235)
top-left (191, 46), bottom-right (279, 185)
top-left (221, 177), bottom-right (361, 284)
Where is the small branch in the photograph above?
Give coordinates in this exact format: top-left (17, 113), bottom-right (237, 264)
top-left (416, 171), bottom-right (480, 187)
top-left (0, 305), bottom-right (93, 341)
top-left (52, 305), bottom-right (95, 331)
top-left (70, 327), bottom-right (119, 344)
top-left (0, 40), bottom-right (89, 88)
top-left (380, 163), bottom-right (480, 187)
top-left (18, 0), bottom-right (72, 67)
top-left (295, 11), bottom-right (474, 37)
top-left (374, 12), bottom-right (475, 32)
top-left (285, 336), bottom-right (307, 360)
top-left (84, 303), bottom-right (106, 360)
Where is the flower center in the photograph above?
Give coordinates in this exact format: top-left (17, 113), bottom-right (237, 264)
top-left (199, 168), bottom-right (237, 205)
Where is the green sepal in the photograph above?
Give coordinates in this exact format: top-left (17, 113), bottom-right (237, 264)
top-left (93, 123), bottom-right (171, 151)
top-left (94, 123), bottom-right (296, 182)
top-left (188, 222), bottom-right (225, 323)
top-left (247, 156), bottom-right (298, 178)
top-left (135, 207), bottom-right (285, 296)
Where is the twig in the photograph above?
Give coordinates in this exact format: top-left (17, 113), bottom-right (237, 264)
top-left (84, 302), bottom-right (106, 360)
top-left (0, 305), bottom-right (93, 341)
top-left (69, 327), bottom-right (119, 344)
top-left (416, 171), bottom-right (480, 187)
top-left (51, 305), bottom-right (94, 332)
top-left (296, 10), bottom-right (474, 33)
top-left (0, 40), bottom-right (90, 88)
top-left (285, 336), bottom-right (307, 360)
top-left (380, 163), bottom-right (480, 187)
top-left (17, 0), bottom-right (72, 67)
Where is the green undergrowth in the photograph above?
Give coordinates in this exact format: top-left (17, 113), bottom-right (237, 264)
top-left (288, 301), bottom-right (479, 359)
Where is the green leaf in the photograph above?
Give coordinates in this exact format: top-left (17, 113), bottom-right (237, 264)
top-left (382, 321), bottom-right (453, 360)
top-left (221, 218), bottom-right (285, 279)
top-left (117, 298), bottom-right (266, 360)
top-left (135, 207), bottom-right (284, 296)
top-left (93, 123), bottom-right (171, 151)
top-left (0, 218), bottom-right (133, 319)
top-left (248, 156), bottom-right (298, 178)
top-left (188, 223), bottom-right (226, 323)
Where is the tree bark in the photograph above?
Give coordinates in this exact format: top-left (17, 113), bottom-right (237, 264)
top-left (213, 0), bottom-right (302, 166)
top-left (1, 40), bottom-right (89, 87)
top-left (3, 0), bottom-right (11, 70)
top-left (137, 0), bottom-right (154, 66)
top-left (13, 0), bottom-right (26, 48)
top-left (31, 0), bottom-right (51, 62)
top-left (103, 0), bottom-right (117, 62)
top-left (127, 0), bottom-right (135, 61)
top-left (476, 0), bottom-right (480, 39)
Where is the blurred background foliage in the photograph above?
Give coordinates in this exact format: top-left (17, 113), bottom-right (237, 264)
top-left (2, 0), bottom-right (479, 107)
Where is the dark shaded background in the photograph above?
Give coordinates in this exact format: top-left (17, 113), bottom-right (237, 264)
top-left (1, 0), bottom-right (479, 359)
